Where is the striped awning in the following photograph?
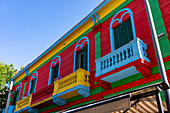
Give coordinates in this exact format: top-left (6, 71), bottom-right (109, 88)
top-left (114, 95), bottom-right (167, 113)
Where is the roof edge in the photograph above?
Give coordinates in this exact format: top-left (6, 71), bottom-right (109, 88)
top-left (11, 0), bottom-right (110, 81)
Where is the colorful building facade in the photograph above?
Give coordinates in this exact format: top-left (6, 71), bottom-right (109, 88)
top-left (5, 0), bottom-right (170, 112)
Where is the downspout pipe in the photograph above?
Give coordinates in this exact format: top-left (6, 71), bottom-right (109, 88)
top-left (144, 0), bottom-right (170, 112)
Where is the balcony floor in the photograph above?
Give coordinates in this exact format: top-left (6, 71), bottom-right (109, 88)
top-left (101, 66), bottom-right (140, 83)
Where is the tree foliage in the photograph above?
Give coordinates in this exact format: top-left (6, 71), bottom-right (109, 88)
top-left (0, 87), bottom-right (8, 110)
top-left (20, 66), bottom-right (24, 70)
top-left (0, 62), bottom-right (16, 112)
top-left (0, 62), bottom-right (16, 90)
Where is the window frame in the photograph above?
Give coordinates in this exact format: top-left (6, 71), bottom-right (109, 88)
top-left (75, 44), bottom-right (88, 70)
top-left (74, 37), bottom-right (89, 72)
top-left (12, 82), bottom-right (22, 105)
top-left (48, 56), bottom-right (61, 85)
top-left (109, 8), bottom-right (136, 52)
top-left (114, 19), bottom-right (133, 49)
top-left (28, 71), bottom-right (38, 96)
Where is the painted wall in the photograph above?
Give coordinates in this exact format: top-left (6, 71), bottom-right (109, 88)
top-left (10, 0), bottom-right (170, 112)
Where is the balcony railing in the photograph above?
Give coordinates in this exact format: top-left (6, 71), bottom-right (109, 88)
top-left (15, 94), bottom-right (32, 112)
top-left (2, 105), bottom-right (15, 113)
top-left (95, 38), bottom-right (150, 77)
top-left (31, 84), bottom-right (54, 107)
top-left (52, 68), bottom-right (90, 106)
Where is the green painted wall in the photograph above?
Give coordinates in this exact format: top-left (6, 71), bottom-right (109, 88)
top-left (22, 82), bottom-right (27, 98)
top-left (95, 32), bottom-right (101, 60)
top-left (148, 0), bottom-right (170, 58)
top-left (148, 0), bottom-right (167, 35)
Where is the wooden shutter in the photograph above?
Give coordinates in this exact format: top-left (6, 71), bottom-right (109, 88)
top-left (121, 19), bottom-right (133, 45)
top-left (51, 67), bottom-right (55, 83)
top-left (114, 19), bottom-right (133, 50)
top-left (30, 79), bottom-right (36, 94)
top-left (12, 91), bottom-right (17, 105)
top-left (12, 90), bottom-right (19, 105)
top-left (114, 25), bottom-right (122, 49)
top-left (55, 63), bottom-right (59, 78)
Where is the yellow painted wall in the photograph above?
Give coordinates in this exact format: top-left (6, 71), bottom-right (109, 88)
top-left (97, 0), bottom-right (126, 21)
top-left (15, 71), bottom-right (26, 83)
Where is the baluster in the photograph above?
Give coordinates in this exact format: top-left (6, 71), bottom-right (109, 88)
top-left (125, 48), bottom-right (128, 59)
top-left (123, 50), bottom-right (126, 60)
top-left (101, 61), bottom-right (103, 71)
top-left (107, 58), bottom-right (110, 68)
top-left (121, 51), bottom-right (124, 61)
top-left (117, 54), bottom-right (119, 63)
top-left (120, 52), bottom-right (123, 61)
top-left (112, 55), bottom-right (115, 65)
top-left (109, 57), bottom-right (112, 66)
top-left (128, 48), bottom-right (131, 58)
top-left (104, 60), bottom-right (106, 69)
top-left (115, 55), bottom-right (118, 64)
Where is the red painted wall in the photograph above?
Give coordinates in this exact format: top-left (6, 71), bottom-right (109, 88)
top-left (27, 0), bottom-right (158, 93)
top-left (14, 0), bottom-right (170, 107)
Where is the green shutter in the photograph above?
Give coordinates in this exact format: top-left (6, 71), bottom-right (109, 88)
top-left (121, 19), bottom-right (133, 45)
top-left (22, 82), bottom-right (27, 98)
top-left (30, 79), bottom-right (36, 94)
top-left (95, 32), bottom-right (101, 60)
top-left (114, 25), bottom-right (121, 49)
top-left (51, 67), bottom-right (55, 83)
top-left (12, 91), bottom-right (17, 105)
top-left (55, 63), bottom-right (59, 78)
top-left (12, 90), bottom-right (19, 105)
top-left (114, 19), bottom-right (133, 49)
top-left (16, 89), bottom-right (20, 101)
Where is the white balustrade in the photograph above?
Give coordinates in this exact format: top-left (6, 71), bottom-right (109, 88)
top-left (95, 38), bottom-right (150, 77)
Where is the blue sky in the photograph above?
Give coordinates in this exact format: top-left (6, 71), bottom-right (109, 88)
top-left (0, 0), bottom-right (103, 71)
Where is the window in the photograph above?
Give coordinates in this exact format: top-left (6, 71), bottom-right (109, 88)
top-left (30, 79), bottom-right (36, 94)
top-left (12, 90), bottom-right (20, 105)
top-left (110, 8), bottom-right (136, 52)
top-left (28, 71), bottom-right (38, 95)
top-left (114, 19), bottom-right (133, 49)
top-left (75, 44), bottom-right (88, 70)
top-left (12, 82), bottom-right (22, 105)
top-left (74, 37), bottom-right (89, 72)
top-left (48, 56), bottom-right (61, 85)
top-left (51, 63), bottom-right (59, 83)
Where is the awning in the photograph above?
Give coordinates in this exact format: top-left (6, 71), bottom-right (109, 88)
top-left (57, 82), bottom-right (169, 113)
top-left (114, 95), bottom-right (167, 113)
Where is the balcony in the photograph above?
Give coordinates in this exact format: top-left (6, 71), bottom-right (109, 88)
top-left (52, 68), bottom-right (90, 106)
top-left (95, 38), bottom-right (150, 83)
top-left (14, 94), bottom-right (38, 113)
top-left (8, 105), bottom-right (15, 113)
top-left (31, 84), bottom-right (54, 108)
top-left (2, 105), bottom-right (15, 113)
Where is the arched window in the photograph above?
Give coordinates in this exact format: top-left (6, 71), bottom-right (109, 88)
top-left (110, 8), bottom-right (136, 52)
top-left (28, 71), bottom-right (38, 95)
top-left (48, 56), bottom-right (61, 85)
top-left (12, 82), bottom-right (22, 105)
top-left (74, 37), bottom-right (89, 72)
